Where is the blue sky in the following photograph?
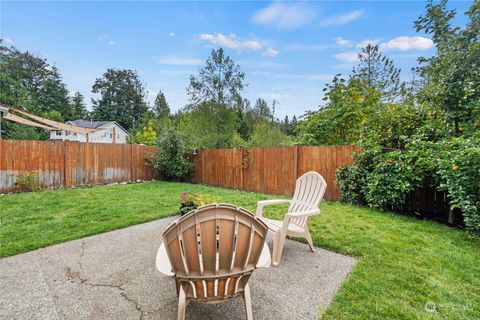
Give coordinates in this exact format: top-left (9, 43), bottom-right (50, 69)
top-left (1, 1), bottom-right (472, 118)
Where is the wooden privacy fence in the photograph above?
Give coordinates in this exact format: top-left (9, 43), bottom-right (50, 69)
top-left (0, 140), bottom-right (156, 193)
top-left (190, 145), bottom-right (359, 201)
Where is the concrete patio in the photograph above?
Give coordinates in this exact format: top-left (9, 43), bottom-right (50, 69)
top-left (0, 216), bottom-right (356, 320)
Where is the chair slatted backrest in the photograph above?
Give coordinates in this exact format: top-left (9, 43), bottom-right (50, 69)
top-left (288, 172), bottom-right (327, 228)
top-left (162, 204), bottom-right (268, 302)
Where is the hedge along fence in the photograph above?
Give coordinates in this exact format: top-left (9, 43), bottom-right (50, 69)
top-left (189, 145), bottom-right (359, 201)
top-left (0, 140), bottom-right (156, 193)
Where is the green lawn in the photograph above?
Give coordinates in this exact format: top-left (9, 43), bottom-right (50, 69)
top-left (1, 181), bottom-right (479, 319)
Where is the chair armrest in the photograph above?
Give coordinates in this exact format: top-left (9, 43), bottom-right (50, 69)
top-left (255, 199), bottom-right (291, 217)
top-left (155, 243), bottom-right (174, 277)
top-left (256, 242), bottom-right (271, 268)
top-left (286, 208), bottom-right (320, 218)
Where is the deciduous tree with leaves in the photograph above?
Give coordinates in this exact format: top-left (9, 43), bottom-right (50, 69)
top-left (187, 48), bottom-right (246, 107)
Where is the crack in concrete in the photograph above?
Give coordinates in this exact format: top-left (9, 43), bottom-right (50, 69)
top-left (64, 239), bottom-right (145, 320)
top-left (121, 292), bottom-right (145, 320)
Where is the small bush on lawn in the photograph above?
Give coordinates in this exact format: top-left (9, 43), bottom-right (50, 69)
top-left (14, 172), bottom-right (40, 192)
top-left (154, 128), bottom-right (193, 181)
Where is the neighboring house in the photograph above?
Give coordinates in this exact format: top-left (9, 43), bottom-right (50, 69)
top-left (49, 120), bottom-right (130, 144)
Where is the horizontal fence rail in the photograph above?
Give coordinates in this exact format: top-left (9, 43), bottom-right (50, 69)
top-left (0, 140), bottom-right (156, 193)
top-left (189, 145), bottom-right (359, 201)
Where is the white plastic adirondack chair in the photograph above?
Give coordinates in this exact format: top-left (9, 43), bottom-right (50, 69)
top-left (156, 204), bottom-right (271, 320)
top-left (256, 171), bottom-right (327, 266)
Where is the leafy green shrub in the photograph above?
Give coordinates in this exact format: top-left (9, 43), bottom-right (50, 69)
top-left (436, 137), bottom-right (480, 232)
top-left (337, 136), bottom-right (480, 233)
top-left (14, 172), bottom-right (40, 192)
top-left (336, 150), bottom-right (375, 205)
top-left (154, 128), bottom-right (193, 181)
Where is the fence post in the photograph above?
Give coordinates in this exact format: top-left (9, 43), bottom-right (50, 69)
top-left (240, 147), bottom-right (244, 191)
top-left (63, 141), bottom-right (67, 188)
top-left (294, 145), bottom-right (299, 179)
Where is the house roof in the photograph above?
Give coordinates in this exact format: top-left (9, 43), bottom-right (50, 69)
top-left (68, 119), bottom-right (130, 135)
top-left (69, 119), bottom-right (113, 129)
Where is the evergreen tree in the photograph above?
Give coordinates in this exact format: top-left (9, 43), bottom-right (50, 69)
top-left (290, 115), bottom-right (298, 135)
top-left (91, 69), bottom-right (148, 131)
top-left (70, 92), bottom-right (89, 119)
top-left (352, 44), bottom-right (403, 102)
top-left (282, 115), bottom-right (290, 135)
top-left (36, 66), bottom-right (72, 119)
top-left (154, 90), bottom-right (170, 118)
top-left (0, 43), bottom-right (72, 139)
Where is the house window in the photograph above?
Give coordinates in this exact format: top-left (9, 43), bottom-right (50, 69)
top-left (56, 130), bottom-right (62, 136)
top-left (110, 133), bottom-right (112, 138)
top-left (117, 134), bottom-right (119, 138)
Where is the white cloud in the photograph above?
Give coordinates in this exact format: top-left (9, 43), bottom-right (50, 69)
top-left (251, 3), bottom-right (316, 30)
top-left (356, 39), bottom-right (380, 48)
top-left (155, 56), bottom-right (203, 65)
top-left (3, 38), bottom-right (13, 44)
top-left (97, 33), bottom-right (118, 45)
top-left (333, 51), bottom-right (359, 62)
top-left (285, 43), bottom-right (330, 51)
top-left (322, 10), bottom-right (364, 26)
top-left (335, 37), bottom-right (353, 47)
top-left (200, 33), bottom-right (262, 51)
top-left (169, 32), bottom-right (176, 37)
top-left (263, 48), bottom-right (279, 57)
top-left (380, 36), bottom-right (433, 51)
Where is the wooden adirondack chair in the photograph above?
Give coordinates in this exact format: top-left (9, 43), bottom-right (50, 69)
top-left (256, 171), bottom-right (327, 266)
top-left (156, 204), bottom-right (270, 320)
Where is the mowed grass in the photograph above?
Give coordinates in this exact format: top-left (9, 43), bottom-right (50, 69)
top-left (1, 181), bottom-right (479, 319)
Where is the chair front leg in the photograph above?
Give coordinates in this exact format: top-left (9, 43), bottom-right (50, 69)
top-left (243, 283), bottom-right (253, 320)
top-left (272, 222), bottom-right (289, 267)
top-left (177, 286), bottom-right (186, 320)
top-left (304, 229), bottom-right (315, 252)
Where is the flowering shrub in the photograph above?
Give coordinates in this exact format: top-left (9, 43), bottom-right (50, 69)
top-left (179, 191), bottom-right (219, 215)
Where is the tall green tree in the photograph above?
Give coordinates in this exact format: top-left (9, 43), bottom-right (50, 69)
top-left (36, 66), bottom-right (72, 119)
top-left (154, 90), bottom-right (170, 118)
top-left (91, 69), bottom-right (148, 131)
top-left (187, 48), bottom-right (246, 107)
top-left (298, 76), bottom-right (382, 145)
top-left (0, 43), bottom-right (73, 139)
top-left (0, 43), bottom-right (72, 117)
top-left (415, 0), bottom-right (480, 135)
top-left (352, 44), bottom-right (403, 102)
top-left (70, 92), bottom-right (89, 120)
top-left (252, 98), bottom-right (273, 122)
top-left (234, 96), bottom-right (254, 141)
